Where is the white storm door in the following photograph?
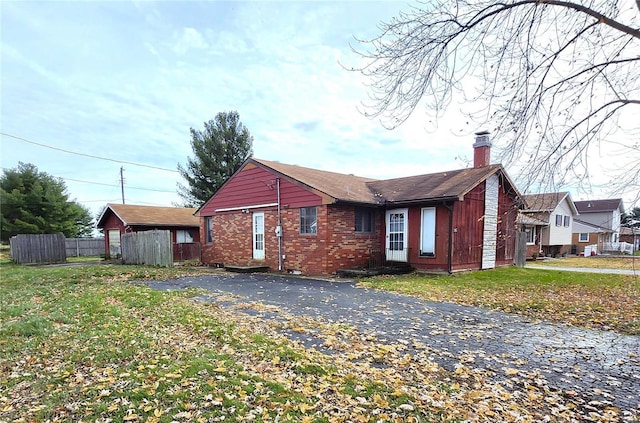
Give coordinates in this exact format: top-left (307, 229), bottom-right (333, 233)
top-left (253, 212), bottom-right (265, 260)
top-left (386, 209), bottom-right (408, 262)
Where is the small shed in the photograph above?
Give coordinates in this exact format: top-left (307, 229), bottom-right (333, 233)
top-left (96, 204), bottom-right (200, 260)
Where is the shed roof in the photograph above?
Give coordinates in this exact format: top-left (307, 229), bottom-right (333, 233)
top-left (97, 203), bottom-right (199, 228)
top-left (574, 198), bottom-right (624, 213)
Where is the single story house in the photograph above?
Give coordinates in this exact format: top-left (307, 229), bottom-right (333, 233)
top-left (518, 192), bottom-right (579, 258)
top-left (196, 133), bottom-right (523, 275)
top-left (572, 198), bottom-right (624, 254)
top-left (97, 203), bottom-right (200, 260)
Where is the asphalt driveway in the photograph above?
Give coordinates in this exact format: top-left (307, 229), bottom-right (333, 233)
top-left (146, 272), bottom-right (640, 415)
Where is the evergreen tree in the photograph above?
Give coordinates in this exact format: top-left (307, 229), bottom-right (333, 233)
top-left (177, 111), bottom-right (253, 207)
top-left (0, 163), bottom-right (94, 241)
top-left (621, 207), bottom-right (640, 228)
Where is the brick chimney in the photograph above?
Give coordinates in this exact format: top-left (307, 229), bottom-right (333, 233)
top-left (473, 131), bottom-right (491, 167)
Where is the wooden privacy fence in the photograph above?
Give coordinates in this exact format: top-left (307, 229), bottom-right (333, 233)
top-left (121, 230), bottom-right (173, 267)
top-left (65, 237), bottom-right (105, 257)
top-left (10, 234), bottom-right (66, 264)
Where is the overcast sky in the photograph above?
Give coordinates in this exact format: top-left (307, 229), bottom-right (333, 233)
top-left (1, 0), bottom-right (637, 220)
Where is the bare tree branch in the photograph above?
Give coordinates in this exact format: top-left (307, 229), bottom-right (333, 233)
top-left (352, 0), bottom-right (640, 198)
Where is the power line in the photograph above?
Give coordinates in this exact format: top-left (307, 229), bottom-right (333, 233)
top-left (1, 132), bottom-right (180, 173)
top-left (0, 168), bottom-right (177, 194)
top-left (62, 176), bottom-right (176, 193)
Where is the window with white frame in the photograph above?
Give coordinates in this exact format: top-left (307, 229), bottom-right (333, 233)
top-left (420, 207), bottom-right (436, 256)
top-left (300, 207), bottom-right (317, 234)
top-left (555, 215), bottom-right (563, 226)
top-left (563, 216), bottom-right (570, 227)
top-left (525, 226), bottom-right (536, 244)
top-left (579, 233), bottom-right (589, 242)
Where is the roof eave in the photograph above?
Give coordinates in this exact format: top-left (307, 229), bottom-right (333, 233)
top-left (384, 195), bottom-right (461, 206)
top-left (252, 159), bottom-right (339, 205)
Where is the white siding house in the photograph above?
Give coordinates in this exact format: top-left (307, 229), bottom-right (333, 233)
top-left (520, 192), bottom-right (579, 257)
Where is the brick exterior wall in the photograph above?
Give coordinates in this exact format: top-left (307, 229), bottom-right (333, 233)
top-left (200, 204), bottom-right (382, 275)
top-left (571, 232), bottom-right (600, 255)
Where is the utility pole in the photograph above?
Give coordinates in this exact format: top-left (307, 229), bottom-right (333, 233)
top-left (120, 166), bottom-right (125, 204)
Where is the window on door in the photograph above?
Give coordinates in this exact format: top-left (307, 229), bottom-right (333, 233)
top-left (253, 212), bottom-right (265, 259)
top-left (388, 212), bottom-right (405, 251)
top-left (420, 207), bottom-right (436, 256)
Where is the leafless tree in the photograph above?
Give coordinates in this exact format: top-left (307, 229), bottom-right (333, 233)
top-left (353, 0), bottom-right (640, 199)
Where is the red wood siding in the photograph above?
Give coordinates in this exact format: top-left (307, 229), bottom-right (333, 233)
top-left (405, 204), bottom-right (452, 273)
top-left (101, 211), bottom-right (126, 256)
top-left (451, 183), bottom-right (486, 271)
top-left (198, 164), bottom-right (323, 216)
top-left (403, 178), bottom-right (518, 273)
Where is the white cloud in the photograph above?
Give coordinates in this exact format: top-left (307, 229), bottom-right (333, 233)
top-left (171, 27), bottom-right (209, 55)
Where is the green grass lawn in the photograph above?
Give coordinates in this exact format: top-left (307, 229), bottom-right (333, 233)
top-left (1, 263), bottom-right (637, 422)
top-left (359, 266), bottom-right (640, 334)
top-left (0, 263), bottom-right (458, 422)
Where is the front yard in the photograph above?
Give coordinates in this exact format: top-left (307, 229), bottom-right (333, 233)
top-left (528, 256), bottom-right (640, 270)
top-left (1, 262), bottom-right (638, 422)
top-left (360, 265), bottom-right (640, 335)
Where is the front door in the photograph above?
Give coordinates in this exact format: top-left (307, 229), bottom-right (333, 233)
top-left (253, 212), bottom-right (265, 260)
top-left (386, 209), bottom-right (408, 262)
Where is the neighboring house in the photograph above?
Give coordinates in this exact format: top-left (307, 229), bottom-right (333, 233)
top-left (196, 133), bottom-right (523, 275)
top-left (518, 192), bottom-right (579, 258)
top-left (572, 198), bottom-right (624, 254)
top-left (97, 203), bottom-right (200, 260)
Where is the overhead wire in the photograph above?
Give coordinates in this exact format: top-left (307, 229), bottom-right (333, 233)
top-left (1, 132), bottom-right (180, 173)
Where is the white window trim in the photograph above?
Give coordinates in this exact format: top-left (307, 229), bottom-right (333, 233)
top-left (578, 233), bottom-right (589, 242)
top-left (419, 207), bottom-right (436, 257)
top-left (525, 226), bottom-right (536, 245)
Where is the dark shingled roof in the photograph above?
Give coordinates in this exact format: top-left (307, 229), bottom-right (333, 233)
top-left (574, 199), bottom-right (624, 213)
top-left (97, 203), bottom-right (199, 228)
top-left (252, 159), bottom-right (514, 205)
top-left (367, 165), bottom-right (504, 204)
